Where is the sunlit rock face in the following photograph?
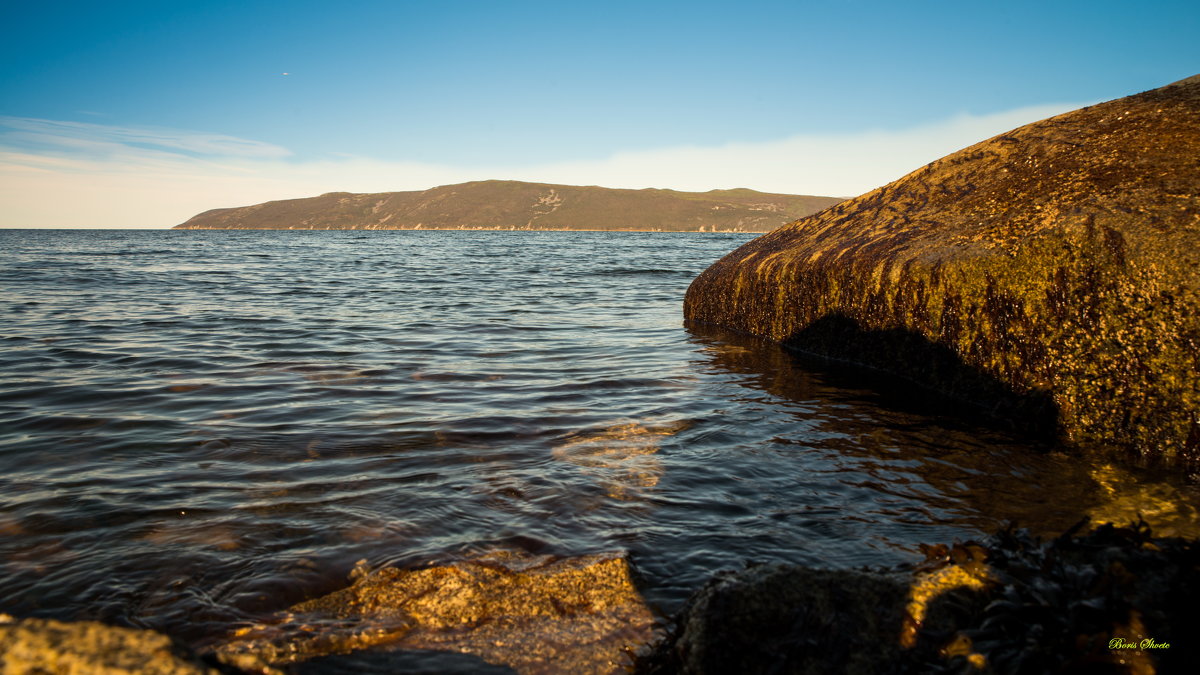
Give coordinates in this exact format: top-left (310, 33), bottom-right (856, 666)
top-left (685, 75), bottom-right (1200, 469)
top-left (0, 616), bottom-right (217, 674)
top-left (212, 551), bottom-right (654, 675)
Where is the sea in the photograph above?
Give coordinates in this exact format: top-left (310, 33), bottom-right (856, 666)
top-left (2, 229), bottom-right (1198, 658)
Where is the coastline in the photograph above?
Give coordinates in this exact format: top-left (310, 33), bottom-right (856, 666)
top-left (171, 225), bottom-right (773, 232)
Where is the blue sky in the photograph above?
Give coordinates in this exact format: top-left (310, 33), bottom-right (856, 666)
top-left (1, 0), bottom-right (1197, 227)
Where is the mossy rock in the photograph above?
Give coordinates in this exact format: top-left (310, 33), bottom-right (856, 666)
top-left (213, 550), bottom-right (654, 674)
top-left (685, 74), bottom-right (1200, 470)
top-left (0, 616), bottom-right (219, 674)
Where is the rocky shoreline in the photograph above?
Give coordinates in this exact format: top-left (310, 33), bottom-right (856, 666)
top-left (639, 520), bottom-right (1199, 674)
top-left (5, 76), bottom-right (1199, 675)
top-left (4, 520), bottom-right (1197, 674)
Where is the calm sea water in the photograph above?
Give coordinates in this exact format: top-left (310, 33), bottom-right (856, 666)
top-left (2, 229), bottom-right (1197, 652)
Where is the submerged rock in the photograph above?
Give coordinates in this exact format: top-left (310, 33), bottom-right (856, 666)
top-left (0, 615), bottom-right (219, 674)
top-left (684, 74), bottom-right (1200, 469)
top-left (553, 419), bottom-right (691, 500)
top-left (642, 522), bottom-right (1200, 674)
top-left (212, 550), bottom-right (655, 675)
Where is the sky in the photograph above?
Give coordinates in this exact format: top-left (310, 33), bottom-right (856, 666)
top-left (1, 0), bottom-right (1197, 228)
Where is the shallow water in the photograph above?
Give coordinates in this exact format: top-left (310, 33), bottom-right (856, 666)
top-left (1, 229), bottom-right (1197, 654)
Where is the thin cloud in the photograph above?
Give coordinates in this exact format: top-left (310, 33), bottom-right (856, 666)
top-left (0, 103), bottom-right (1084, 228)
top-left (509, 104), bottom-right (1081, 197)
top-left (0, 117), bottom-right (292, 160)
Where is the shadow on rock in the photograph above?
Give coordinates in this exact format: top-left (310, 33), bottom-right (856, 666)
top-left (782, 313), bottom-right (1060, 441)
top-left (640, 521), bottom-right (1200, 674)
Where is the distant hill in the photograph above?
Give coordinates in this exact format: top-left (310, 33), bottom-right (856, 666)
top-left (173, 180), bottom-right (843, 232)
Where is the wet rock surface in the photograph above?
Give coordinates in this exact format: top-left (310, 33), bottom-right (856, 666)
top-left (684, 74), bottom-right (1200, 469)
top-left (211, 550), bottom-right (655, 675)
top-left (642, 522), bottom-right (1200, 674)
top-left (0, 615), bottom-right (220, 674)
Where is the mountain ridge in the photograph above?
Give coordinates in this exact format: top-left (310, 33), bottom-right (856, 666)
top-left (173, 180), bottom-right (844, 232)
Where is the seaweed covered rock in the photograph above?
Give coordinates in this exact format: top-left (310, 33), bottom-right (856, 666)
top-left (642, 522), bottom-right (1200, 674)
top-left (684, 75), bottom-right (1200, 469)
top-left (0, 615), bottom-right (220, 674)
top-left (212, 550), bottom-right (654, 675)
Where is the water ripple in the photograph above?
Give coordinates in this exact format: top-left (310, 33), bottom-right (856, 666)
top-left (1, 229), bottom-right (1197, 656)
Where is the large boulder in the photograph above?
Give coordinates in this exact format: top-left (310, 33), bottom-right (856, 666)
top-left (684, 75), bottom-right (1200, 468)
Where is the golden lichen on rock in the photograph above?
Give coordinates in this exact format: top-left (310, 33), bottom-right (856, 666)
top-left (212, 550), bottom-right (654, 675)
top-left (685, 74), bottom-right (1200, 469)
top-left (0, 615), bottom-right (218, 675)
top-left (901, 562), bottom-right (993, 649)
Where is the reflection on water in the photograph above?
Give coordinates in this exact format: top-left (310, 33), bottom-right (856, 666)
top-left (1, 229), bottom-right (1197, 671)
top-left (689, 323), bottom-right (1200, 541)
top-left (1087, 463), bottom-right (1200, 537)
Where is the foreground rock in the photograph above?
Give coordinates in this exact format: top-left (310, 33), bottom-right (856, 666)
top-left (0, 615), bottom-right (219, 674)
top-left (684, 75), bottom-right (1200, 468)
top-left (642, 521), bottom-right (1200, 674)
top-left (212, 550), bottom-right (654, 675)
